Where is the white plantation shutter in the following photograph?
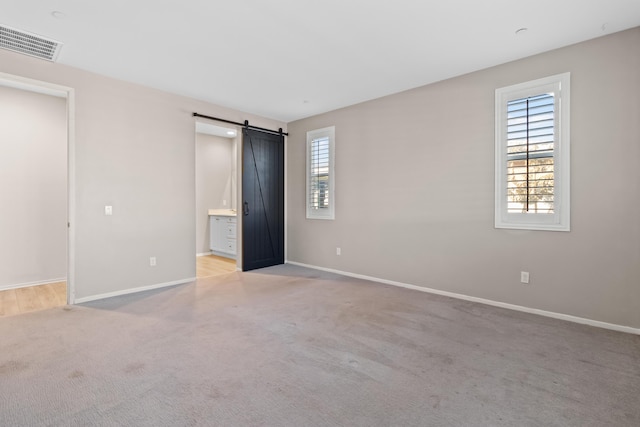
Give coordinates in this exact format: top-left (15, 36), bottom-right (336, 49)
top-left (309, 136), bottom-right (330, 210)
top-left (495, 73), bottom-right (570, 231)
top-left (306, 127), bottom-right (335, 219)
top-left (506, 93), bottom-right (555, 213)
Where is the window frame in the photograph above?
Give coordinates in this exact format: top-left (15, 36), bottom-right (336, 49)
top-left (495, 73), bottom-right (570, 231)
top-left (306, 126), bottom-right (335, 220)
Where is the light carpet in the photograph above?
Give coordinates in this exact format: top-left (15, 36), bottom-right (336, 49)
top-left (1, 264), bottom-right (639, 426)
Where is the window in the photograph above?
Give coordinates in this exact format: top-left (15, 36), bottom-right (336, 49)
top-left (306, 126), bottom-right (335, 219)
top-left (495, 73), bottom-right (570, 231)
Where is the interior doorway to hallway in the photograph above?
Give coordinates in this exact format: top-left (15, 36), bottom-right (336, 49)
top-left (0, 72), bottom-right (75, 309)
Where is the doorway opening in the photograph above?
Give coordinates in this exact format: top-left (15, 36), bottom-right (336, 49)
top-left (195, 121), bottom-right (240, 278)
top-left (0, 72), bottom-right (75, 316)
top-left (194, 120), bottom-right (286, 277)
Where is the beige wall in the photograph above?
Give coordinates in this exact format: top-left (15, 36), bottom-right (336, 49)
top-left (195, 133), bottom-right (235, 254)
top-left (286, 28), bottom-right (640, 329)
top-left (0, 86), bottom-right (67, 289)
top-left (0, 48), bottom-right (284, 301)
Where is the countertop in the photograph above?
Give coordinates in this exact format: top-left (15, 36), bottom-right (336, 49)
top-left (208, 209), bottom-right (237, 217)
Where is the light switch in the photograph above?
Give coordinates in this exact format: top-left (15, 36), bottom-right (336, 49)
top-left (105, 205), bottom-right (113, 216)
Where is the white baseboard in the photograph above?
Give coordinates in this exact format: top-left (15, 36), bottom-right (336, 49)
top-left (74, 277), bottom-right (196, 304)
top-left (0, 277), bottom-right (67, 292)
top-left (285, 261), bottom-right (640, 336)
top-left (196, 252), bottom-right (212, 257)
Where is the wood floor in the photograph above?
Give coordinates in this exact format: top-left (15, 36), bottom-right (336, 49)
top-left (0, 281), bottom-right (66, 318)
top-left (0, 255), bottom-right (234, 318)
top-left (197, 254), bottom-right (237, 278)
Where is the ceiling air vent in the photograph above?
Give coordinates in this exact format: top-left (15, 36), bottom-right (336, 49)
top-left (0, 24), bottom-right (63, 61)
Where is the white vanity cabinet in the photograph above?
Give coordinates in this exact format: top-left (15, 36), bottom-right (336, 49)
top-left (209, 214), bottom-right (237, 259)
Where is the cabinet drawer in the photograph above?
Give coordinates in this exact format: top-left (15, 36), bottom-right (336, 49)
top-left (226, 223), bottom-right (236, 238)
top-left (226, 239), bottom-right (237, 254)
top-left (226, 217), bottom-right (236, 224)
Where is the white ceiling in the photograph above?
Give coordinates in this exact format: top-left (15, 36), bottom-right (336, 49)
top-left (3, 1), bottom-right (640, 123)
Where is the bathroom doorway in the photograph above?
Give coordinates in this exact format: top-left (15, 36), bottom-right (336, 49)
top-left (194, 121), bottom-right (239, 278)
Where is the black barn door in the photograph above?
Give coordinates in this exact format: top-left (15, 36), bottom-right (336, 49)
top-left (242, 128), bottom-right (284, 271)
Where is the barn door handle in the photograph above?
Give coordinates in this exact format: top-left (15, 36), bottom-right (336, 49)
top-left (243, 201), bottom-right (249, 216)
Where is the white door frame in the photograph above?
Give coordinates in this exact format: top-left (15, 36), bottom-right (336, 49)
top-left (0, 72), bottom-right (76, 304)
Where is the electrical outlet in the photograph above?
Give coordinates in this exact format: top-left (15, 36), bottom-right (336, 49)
top-left (104, 205), bottom-right (113, 216)
top-left (223, 199), bottom-right (227, 206)
top-left (336, 247), bottom-right (341, 255)
top-left (150, 257), bottom-right (157, 266)
top-left (520, 271), bottom-right (530, 284)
